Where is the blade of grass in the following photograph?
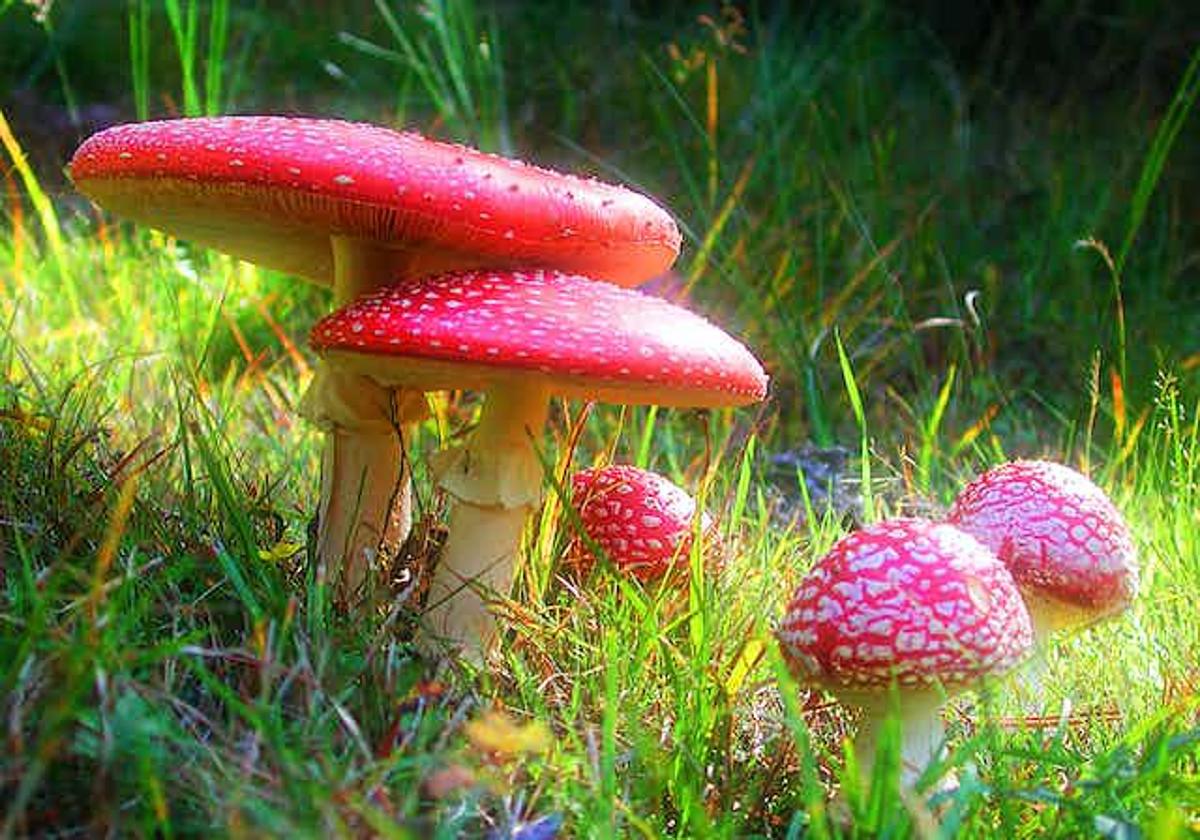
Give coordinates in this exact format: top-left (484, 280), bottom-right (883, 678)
top-left (634, 405), bottom-right (658, 469)
top-left (728, 433), bottom-right (755, 530)
top-left (204, 0), bottom-right (230, 115)
top-left (835, 329), bottom-right (873, 520)
top-left (918, 363), bottom-right (956, 492)
top-left (1116, 45), bottom-right (1200, 273)
top-left (0, 110), bottom-right (79, 328)
top-left (129, 0), bottom-right (152, 120)
top-left (163, 0), bottom-right (200, 116)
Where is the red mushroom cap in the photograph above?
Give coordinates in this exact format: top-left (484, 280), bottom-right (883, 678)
top-left (571, 464), bottom-right (715, 581)
top-left (946, 459), bottom-right (1137, 614)
top-left (309, 268), bottom-right (768, 407)
top-left (69, 116), bottom-right (680, 286)
top-left (777, 518), bottom-right (1032, 696)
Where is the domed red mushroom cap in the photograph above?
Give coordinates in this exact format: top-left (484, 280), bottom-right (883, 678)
top-left (778, 519), bottom-right (1032, 695)
top-left (571, 465), bottom-right (715, 581)
top-left (69, 116), bottom-right (681, 286)
top-left (310, 268), bottom-right (768, 406)
top-left (946, 460), bottom-right (1137, 615)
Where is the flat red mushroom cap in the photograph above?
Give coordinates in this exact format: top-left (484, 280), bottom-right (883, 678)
top-left (309, 268), bottom-right (768, 407)
top-left (69, 116), bottom-right (681, 286)
top-left (777, 519), bottom-right (1032, 696)
top-left (571, 465), bottom-right (714, 581)
top-left (946, 460), bottom-right (1137, 613)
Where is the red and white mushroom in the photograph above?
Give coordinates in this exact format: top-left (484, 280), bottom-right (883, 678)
top-left (570, 464), bottom-right (717, 582)
top-left (69, 116), bottom-right (680, 604)
top-left (946, 459), bottom-right (1138, 641)
top-left (311, 268), bottom-right (768, 658)
top-left (777, 518), bottom-right (1032, 792)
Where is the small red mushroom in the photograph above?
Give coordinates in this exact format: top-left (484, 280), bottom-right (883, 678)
top-left (946, 459), bottom-right (1138, 640)
top-left (570, 464), bottom-right (717, 582)
top-left (777, 518), bottom-right (1032, 793)
top-left (312, 267), bottom-right (767, 659)
top-left (69, 117), bottom-right (681, 605)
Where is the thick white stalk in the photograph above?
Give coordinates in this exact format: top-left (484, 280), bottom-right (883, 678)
top-left (314, 428), bottom-right (411, 601)
top-left (1016, 588), bottom-right (1095, 710)
top-left (421, 501), bottom-right (531, 658)
top-left (854, 692), bottom-right (949, 795)
top-left (303, 235), bottom-right (419, 605)
top-left (420, 384), bottom-right (551, 661)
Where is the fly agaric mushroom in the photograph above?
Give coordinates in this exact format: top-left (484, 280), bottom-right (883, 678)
top-left (946, 459), bottom-right (1138, 642)
top-left (569, 464), bottom-right (718, 582)
top-left (311, 267), bottom-right (768, 659)
top-left (69, 116), bottom-right (680, 604)
top-left (777, 518), bottom-right (1033, 793)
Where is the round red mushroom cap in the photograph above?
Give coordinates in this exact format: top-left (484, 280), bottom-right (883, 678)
top-left (777, 518), bottom-right (1033, 695)
top-left (946, 459), bottom-right (1137, 614)
top-left (69, 116), bottom-right (681, 286)
top-left (310, 268), bottom-right (768, 407)
top-left (571, 464), bottom-right (715, 581)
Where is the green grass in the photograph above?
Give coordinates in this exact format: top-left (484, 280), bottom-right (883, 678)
top-left (1, 1), bottom-right (1199, 836)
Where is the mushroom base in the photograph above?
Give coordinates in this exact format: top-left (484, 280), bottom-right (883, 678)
top-left (314, 428), bottom-right (412, 606)
top-left (851, 691), bottom-right (955, 796)
top-left (419, 500), bottom-right (531, 660)
top-left (1017, 589), bottom-right (1127, 710)
top-left (419, 384), bottom-right (551, 663)
top-left (298, 361), bottom-right (428, 606)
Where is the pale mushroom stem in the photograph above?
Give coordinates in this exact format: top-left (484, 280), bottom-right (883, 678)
top-left (306, 236), bottom-right (419, 605)
top-left (314, 429), bottom-right (411, 598)
top-left (1017, 602), bottom-right (1059, 710)
top-left (421, 382), bottom-right (551, 660)
top-left (1017, 589), bottom-right (1098, 709)
top-left (854, 692), bottom-right (949, 794)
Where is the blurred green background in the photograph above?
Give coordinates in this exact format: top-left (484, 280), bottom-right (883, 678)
top-left (3, 0), bottom-right (1197, 452)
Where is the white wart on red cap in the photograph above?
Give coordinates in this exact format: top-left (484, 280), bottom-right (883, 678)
top-left (947, 460), bottom-right (1137, 614)
top-left (778, 518), bottom-right (1032, 694)
top-left (310, 268), bottom-right (769, 406)
top-left (571, 464), bottom-right (714, 581)
top-left (70, 116), bottom-right (681, 286)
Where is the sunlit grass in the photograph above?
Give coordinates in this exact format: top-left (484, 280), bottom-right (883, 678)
top-left (1, 0), bottom-right (1198, 836)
